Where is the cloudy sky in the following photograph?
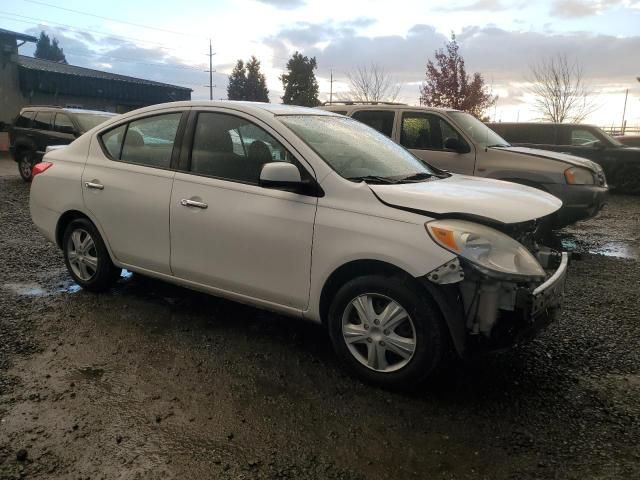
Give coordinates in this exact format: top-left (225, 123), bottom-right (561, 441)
top-left (2, 0), bottom-right (640, 126)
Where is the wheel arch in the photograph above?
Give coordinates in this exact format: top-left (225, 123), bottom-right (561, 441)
top-left (56, 210), bottom-right (91, 248)
top-left (319, 259), bottom-right (420, 326)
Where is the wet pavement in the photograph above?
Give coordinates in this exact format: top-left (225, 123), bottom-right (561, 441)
top-left (1, 173), bottom-right (639, 479)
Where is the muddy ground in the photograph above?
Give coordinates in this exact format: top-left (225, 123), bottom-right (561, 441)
top-left (1, 161), bottom-right (639, 479)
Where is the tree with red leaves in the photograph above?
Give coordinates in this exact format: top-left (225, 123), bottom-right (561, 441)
top-left (419, 35), bottom-right (496, 118)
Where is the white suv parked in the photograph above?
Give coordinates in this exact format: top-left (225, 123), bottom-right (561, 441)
top-left (30, 101), bottom-right (568, 389)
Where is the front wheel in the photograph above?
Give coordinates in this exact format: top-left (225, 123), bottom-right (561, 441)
top-left (327, 274), bottom-right (449, 390)
top-left (17, 150), bottom-right (35, 182)
top-left (62, 218), bottom-right (121, 292)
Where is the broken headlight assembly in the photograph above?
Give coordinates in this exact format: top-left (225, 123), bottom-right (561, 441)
top-left (425, 219), bottom-right (546, 280)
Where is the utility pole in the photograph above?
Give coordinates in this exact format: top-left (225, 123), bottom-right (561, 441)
top-left (205, 39), bottom-right (216, 100)
top-left (329, 69), bottom-right (334, 105)
top-left (621, 88), bottom-right (628, 135)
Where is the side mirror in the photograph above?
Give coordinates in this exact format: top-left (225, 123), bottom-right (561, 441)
top-left (260, 162), bottom-right (303, 191)
top-left (444, 137), bottom-right (470, 153)
top-left (593, 140), bottom-right (605, 150)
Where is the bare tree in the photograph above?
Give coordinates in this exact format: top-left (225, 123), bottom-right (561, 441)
top-left (528, 54), bottom-right (596, 123)
top-left (344, 64), bottom-right (401, 103)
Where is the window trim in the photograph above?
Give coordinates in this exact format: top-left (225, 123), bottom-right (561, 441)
top-left (97, 110), bottom-right (188, 172)
top-left (179, 109), bottom-right (323, 196)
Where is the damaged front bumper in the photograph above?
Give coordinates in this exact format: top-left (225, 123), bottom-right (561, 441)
top-left (425, 251), bottom-right (569, 355)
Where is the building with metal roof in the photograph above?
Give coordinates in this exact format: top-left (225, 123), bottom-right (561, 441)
top-left (0, 27), bottom-right (191, 126)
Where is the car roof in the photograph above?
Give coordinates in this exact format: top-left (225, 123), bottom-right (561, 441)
top-left (115, 100), bottom-right (341, 117)
top-left (319, 104), bottom-right (459, 114)
top-left (19, 106), bottom-right (116, 116)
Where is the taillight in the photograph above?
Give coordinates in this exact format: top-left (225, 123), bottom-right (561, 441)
top-left (32, 162), bottom-right (53, 178)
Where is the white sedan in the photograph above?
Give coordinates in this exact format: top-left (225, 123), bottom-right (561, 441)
top-left (30, 101), bottom-right (568, 389)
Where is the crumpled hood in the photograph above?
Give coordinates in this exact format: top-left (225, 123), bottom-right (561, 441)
top-left (370, 175), bottom-right (562, 224)
top-left (495, 146), bottom-right (601, 171)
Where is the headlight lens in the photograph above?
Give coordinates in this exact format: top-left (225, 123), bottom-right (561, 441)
top-left (564, 167), bottom-right (595, 185)
top-left (426, 219), bottom-right (546, 279)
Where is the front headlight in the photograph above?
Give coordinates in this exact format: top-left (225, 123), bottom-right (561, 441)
top-left (426, 219), bottom-right (546, 279)
top-left (564, 167), bottom-right (595, 185)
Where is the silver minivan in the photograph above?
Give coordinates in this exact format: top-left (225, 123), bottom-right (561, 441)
top-left (319, 103), bottom-right (608, 228)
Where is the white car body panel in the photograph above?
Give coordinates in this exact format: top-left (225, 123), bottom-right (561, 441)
top-left (30, 100), bottom-right (561, 326)
top-left (369, 175), bottom-right (562, 224)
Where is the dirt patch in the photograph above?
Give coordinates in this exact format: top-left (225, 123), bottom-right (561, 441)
top-left (1, 177), bottom-right (639, 479)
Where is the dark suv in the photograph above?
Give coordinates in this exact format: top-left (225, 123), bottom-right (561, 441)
top-left (487, 122), bottom-right (640, 194)
top-left (8, 106), bottom-right (117, 181)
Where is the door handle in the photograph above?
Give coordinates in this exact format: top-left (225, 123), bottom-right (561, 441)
top-left (180, 198), bottom-right (208, 209)
top-left (85, 181), bottom-right (104, 190)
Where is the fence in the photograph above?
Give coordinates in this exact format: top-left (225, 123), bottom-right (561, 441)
top-left (599, 126), bottom-right (640, 136)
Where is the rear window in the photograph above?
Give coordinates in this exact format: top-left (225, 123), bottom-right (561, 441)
top-left (351, 110), bottom-right (395, 138)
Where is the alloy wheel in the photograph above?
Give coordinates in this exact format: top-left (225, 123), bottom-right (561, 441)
top-left (341, 293), bottom-right (417, 373)
top-left (66, 228), bottom-right (98, 281)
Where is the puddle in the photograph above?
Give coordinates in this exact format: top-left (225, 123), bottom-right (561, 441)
top-left (3, 283), bottom-right (48, 296)
top-left (589, 242), bottom-right (639, 260)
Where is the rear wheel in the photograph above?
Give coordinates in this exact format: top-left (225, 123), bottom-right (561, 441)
top-left (62, 218), bottom-right (121, 292)
top-left (327, 274), bottom-right (449, 390)
top-left (17, 150), bottom-right (35, 182)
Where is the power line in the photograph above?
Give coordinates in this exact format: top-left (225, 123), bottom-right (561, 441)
top-left (0, 10), bottom-right (182, 51)
top-left (21, 0), bottom-right (206, 39)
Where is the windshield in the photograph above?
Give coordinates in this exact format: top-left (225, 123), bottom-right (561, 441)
top-left (597, 128), bottom-right (624, 147)
top-left (279, 115), bottom-right (437, 182)
top-left (74, 113), bottom-right (117, 132)
top-left (449, 111), bottom-right (510, 148)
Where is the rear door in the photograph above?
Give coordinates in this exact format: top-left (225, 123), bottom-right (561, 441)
top-left (399, 110), bottom-right (475, 174)
top-left (350, 110), bottom-right (396, 138)
top-left (50, 113), bottom-right (78, 146)
top-left (31, 111), bottom-right (54, 157)
top-left (82, 109), bottom-right (186, 274)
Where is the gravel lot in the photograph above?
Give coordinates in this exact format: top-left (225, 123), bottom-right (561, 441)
top-left (1, 159), bottom-right (639, 479)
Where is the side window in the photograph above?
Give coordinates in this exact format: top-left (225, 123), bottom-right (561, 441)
top-left (570, 129), bottom-right (599, 146)
top-left (53, 114), bottom-right (75, 134)
top-left (120, 113), bottom-right (182, 168)
top-left (101, 124), bottom-right (127, 159)
top-left (190, 112), bottom-right (292, 184)
top-left (401, 114), bottom-right (431, 149)
top-left (32, 112), bottom-right (53, 130)
top-left (351, 110), bottom-right (395, 137)
top-left (402, 113), bottom-right (466, 151)
top-left (15, 111), bottom-right (35, 128)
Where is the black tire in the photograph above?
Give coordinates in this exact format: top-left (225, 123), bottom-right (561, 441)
top-left (62, 218), bottom-right (121, 292)
top-left (17, 149), bottom-right (35, 182)
top-left (327, 274), bottom-right (450, 390)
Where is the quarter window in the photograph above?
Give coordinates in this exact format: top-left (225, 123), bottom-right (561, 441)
top-left (32, 112), bottom-right (52, 130)
top-left (100, 113), bottom-right (182, 169)
top-left (351, 110), bottom-right (395, 138)
top-left (190, 112), bottom-right (291, 184)
top-left (15, 111), bottom-right (35, 128)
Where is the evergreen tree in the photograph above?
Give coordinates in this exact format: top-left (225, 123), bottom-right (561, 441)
top-left (227, 60), bottom-right (247, 100)
top-left (419, 34), bottom-right (495, 118)
top-left (244, 56), bottom-right (269, 102)
top-left (281, 52), bottom-right (320, 107)
top-left (34, 32), bottom-right (67, 63)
